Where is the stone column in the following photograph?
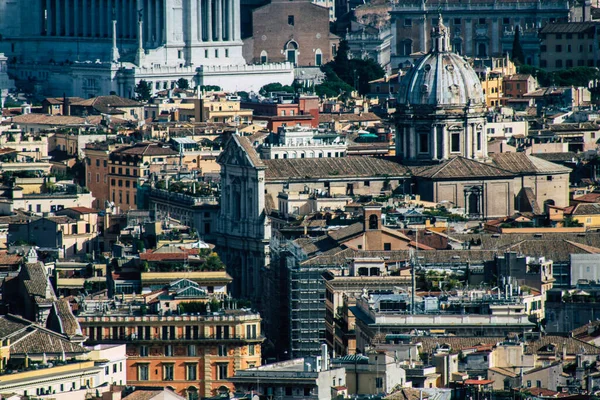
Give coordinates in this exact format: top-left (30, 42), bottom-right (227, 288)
top-left (46, 0), bottom-right (53, 35)
top-left (431, 125), bottom-right (438, 160)
top-left (492, 18), bottom-right (499, 55)
top-left (409, 127), bottom-right (416, 159)
top-left (216, 0), bottom-right (222, 41)
top-left (56, 0), bottom-right (62, 36)
top-left (228, 0), bottom-right (233, 41)
top-left (197, 0), bottom-right (203, 42)
top-left (207, 0), bottom-right (213, 41)
top-left (73, 0), bottom-right (79, 37)
top-left (465, 20), bottom-right (473, 56)
top-left (65, 0), bottom-right (70, 36)
top-left (232, 0), bottom-right (240, 41)
top-left (148, 0), bottom-right (154, 44)
top-left (155, 0), bottom-right (162, 45)
top-left (441, 125), bottom-right (448, 159)
top-left (403, 125), bottom-right (408, 159)
top-left (89, 0), bottom-right (95, 37)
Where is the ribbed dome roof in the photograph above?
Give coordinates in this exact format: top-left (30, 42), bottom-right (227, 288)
top-left (397, 15), bottom-right (485, 107)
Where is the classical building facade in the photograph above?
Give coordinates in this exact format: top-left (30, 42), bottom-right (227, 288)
top-left (243, 0), bottom-right (339, 66)
top-left (389, 0), bottom-right (570, 69)
top-left (395, 16), bottom-right (488, 161)
top-left (1, 0), bottom-right (293, 96)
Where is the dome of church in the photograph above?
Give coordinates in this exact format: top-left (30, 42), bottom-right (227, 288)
top-left (397, 16), bottom-right (485, 107)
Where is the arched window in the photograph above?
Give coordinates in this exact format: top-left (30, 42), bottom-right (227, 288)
top-left (187, 387), bottom-right (199, 400)
top-left (369, 214), bottom-right (379, 230)
top-left (286, 41), bottom-right (298, 65)
top-left (315, 48), bottom-right (323, 66)
top-left (403, 39), bottom-right (413, 56)
top-left (260, 50), bottom-right (268, 64)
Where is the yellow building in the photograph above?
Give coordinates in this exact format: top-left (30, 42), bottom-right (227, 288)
top-left (185, 94), bottom-right (253, 124)
top-left (474, 56), bottom-right (516, 107)
top-left (566, 203), bottom-right (600, 230)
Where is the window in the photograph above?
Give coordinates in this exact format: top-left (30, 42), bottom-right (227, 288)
top-left (217, 363), bottom-right (228, 380)
top-left (567, 44), bottom-right (572, 52)
top-left (478, 18), bottom-right (485, 24)
top-left (215, 49), bottom-right (219, 58)
top-left (188, 345), bottom-right (197, 356)
top-left (205, 49), bottom-right (209, 58)
top-left (527, 380), bottom-right (531, 388)
top-left (451, 133), bottom-right (460, 153)
top-left (138, 364), bottom-right (149, 381)
top-left (556, 33), bottom-right (562, 39)
top-left (218, 345), bottom-right (227, 356)
top-left (556, 45), bottom-right (562, 52)
top-left (103, 160), bottom-right (107, 167)
top-left (566, 59), bottom-right (573, 68)
top-left (376, 377), bottom-right (383, 389)
top-left (96, 173), bottom-right (100, 183)
top-left (288, 15), bottom-right (295, 25)
top-left (105, 366), bottom-right (109, 374)
top-left (364, 180), bottom-right (370, 187)
top-left (404, 18), bottom-right (412, 26)
top-left (113, 364), bottom-right (118, 373)
top-left (315, 49), bottom-right (322, 66)
top-left (536, 380), bottom-right (541, 388)
top-left (165, 345), bottom-right (173, 356)
top-left (260, 50), bottom-right (268, 64)
top-left (454, 18), bottom-right (461, 25)
top-left (384, 243), bottom-right (391, 251)
top-left (187, 364), bottom-right (197, 380)
top-left (164, 364), bottom-right (174, 381)
top-left (403, 39), bottom-right (413, 56)
top-left (540, 45), bottom-right (547, 52)
top-left (419, 133), bottom-right (429, 153)
top-left (225, 49), bottom-right (229, 57)
top-left (249, 344), bottom-right (255, 356)
top-left (555, 60), bottom-right (563, 68)
top-left (503, 17), bottom-right (510, 24)
top-left (96, 159), bottom-right (100, 167)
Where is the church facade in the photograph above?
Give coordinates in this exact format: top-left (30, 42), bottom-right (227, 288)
top-left (1, 0), bottom-right (294, 97)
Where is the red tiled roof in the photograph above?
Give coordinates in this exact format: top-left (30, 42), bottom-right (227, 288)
top-left (139, 253), bottom-right (190, 262)
top-left (464, 379), bottom-right (494, 385)
top-left (67, 207), bottom-right (97, 214)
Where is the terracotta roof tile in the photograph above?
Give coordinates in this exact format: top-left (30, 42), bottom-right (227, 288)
top-left (490, 153), bottom-right (571, 174)
top-left (264, 156), bottom-right (410, 180)
top-left (413, 157), bottom-right (514, 179)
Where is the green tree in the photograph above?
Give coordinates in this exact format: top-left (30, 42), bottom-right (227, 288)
top-left (511, 25), bottom-right (525, 65)
top-left (200, 85), bottom-right (221, 92)
top-left (134, 80), bottom-right (152, 102)
top-left (259, 82), bottom-right (295, 96)
top-left (332, 40), bottom-right (351, 83)
top-left (326, 39), bottom-right (385, 95)
top-left (177, 78), bottom-right (190, 90)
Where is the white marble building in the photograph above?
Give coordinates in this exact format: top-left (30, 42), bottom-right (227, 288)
top-left (0, 0), bottom-right (293, 97)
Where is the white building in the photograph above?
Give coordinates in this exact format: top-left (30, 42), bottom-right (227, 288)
top-left (1, 0), bottom-right (294, 97)
top-left (259, 126), bottom-right (347, 160)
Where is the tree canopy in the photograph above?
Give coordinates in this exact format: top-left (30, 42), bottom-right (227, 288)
top-left (259, 82), bottom-right (295, 96)
top-left (511, 26), bottom-right (525, 65)
top-left (134, 80), bottom-right (152, 102)
top-left (177, 78), bottom-right (190, 90)
top-left (322, 39), bottom-right (385, 95)
top-left (518, 64), bottom-right (600, 87)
